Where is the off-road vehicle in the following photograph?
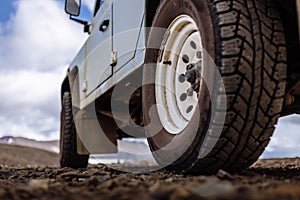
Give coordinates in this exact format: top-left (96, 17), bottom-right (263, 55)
top-left (60, 0), bottom-right (300, 173)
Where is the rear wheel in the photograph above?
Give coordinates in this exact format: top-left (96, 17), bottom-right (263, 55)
top-left (60, 92), bottom-right (89, 168)
top-left (143, 0), bottom-right (287, 173)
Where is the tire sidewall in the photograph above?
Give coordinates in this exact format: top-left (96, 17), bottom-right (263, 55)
top-left (143, 0), bottom-right (217, 170)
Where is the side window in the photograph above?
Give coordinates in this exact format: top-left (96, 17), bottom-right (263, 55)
top-left (94, 0), bottom-right (104, 16)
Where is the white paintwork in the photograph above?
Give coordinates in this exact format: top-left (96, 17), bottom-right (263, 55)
top-left (67, 0), bottom-right (146, 108)
top-left (83, 0), bottom-right (113, 96)
top-left (80, 49), bottom-right (146, 108)
top-left (113, 0), bottom-right (145, 72)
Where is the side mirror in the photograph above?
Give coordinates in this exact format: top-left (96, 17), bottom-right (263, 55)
top-left (65, 0), bottom-right (81, 16)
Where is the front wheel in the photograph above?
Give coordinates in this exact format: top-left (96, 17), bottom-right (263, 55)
top-left (143, 0), bottom-right (287, 173)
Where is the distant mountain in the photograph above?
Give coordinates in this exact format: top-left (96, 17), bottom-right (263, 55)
top-left (0, 136), bottom-right (59, 153)
top-left (0, 136), bottom-right (155, 164)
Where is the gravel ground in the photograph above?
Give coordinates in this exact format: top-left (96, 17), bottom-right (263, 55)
top-left (1, 144), bottom-right (300, 200)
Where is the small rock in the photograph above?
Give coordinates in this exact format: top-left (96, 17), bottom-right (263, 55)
top-left (28, 179), bottom-right (49, 190)
top-left (170, 187), bottom-right (190, 200)
top-left (37, 167), bottom-right (44, 172)
top-left (187, 179), bottom-right (235, 198)
top-left (149, 182), bottom-right (161, 193)
top-left (165, 178), bottom-right (173, 183)
top-left (45, 168), bottom-right (53, 174)
top-left (58, 171), bottom-right (89, 180)
top-left (127, 179), bottom-right (139, 187)
top-left (217, 169), bottom-right (234, 180)
top-left (83, 169), bottom-right (99, 176)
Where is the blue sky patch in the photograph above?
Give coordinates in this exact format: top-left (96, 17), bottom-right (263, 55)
top-left (0, 0), bottom-right (17, 23)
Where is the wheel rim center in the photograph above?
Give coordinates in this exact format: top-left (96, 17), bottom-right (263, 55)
top-left (184, 62), bottom-right (201, 94)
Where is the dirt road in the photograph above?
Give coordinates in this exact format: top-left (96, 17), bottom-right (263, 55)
top-left (1, 144), bottom-right (300, 199)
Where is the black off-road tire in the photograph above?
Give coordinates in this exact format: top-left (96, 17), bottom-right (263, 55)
top-left (60, 92), bottom-right (89, 168)
top-left (143, 0), bottom-right (287, 173)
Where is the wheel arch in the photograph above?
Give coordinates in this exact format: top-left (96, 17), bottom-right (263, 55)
top-left (61, 67), bottom-right (80, 104)
top-left (145, 0), bottom-right (162, 27)
top-left (60, 67), bottom-right (89, 155)
top-left (61, 77), bottom-right (70, 101)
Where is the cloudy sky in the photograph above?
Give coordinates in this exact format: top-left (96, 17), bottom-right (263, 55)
top-left (0, 0), bottom-right (299, 158)
top-left (0, 0), bottom-right (93, 140)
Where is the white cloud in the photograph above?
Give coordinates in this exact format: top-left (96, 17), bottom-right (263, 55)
top-left (0, 68), bottom-right (67, 141)
top-left (0, 69), bottom-right (63, 105)
top-left (261, 115), bottom-right (300, 158)
top-left (0, 0), bottom-right (87, 71)
top-left (0, 117), bottom-right (58, 141)
top-left (0, 0), bottom-right (88, 141)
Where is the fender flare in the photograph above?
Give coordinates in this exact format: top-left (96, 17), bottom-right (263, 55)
top-left (61, 67), bottom-right (80, 106)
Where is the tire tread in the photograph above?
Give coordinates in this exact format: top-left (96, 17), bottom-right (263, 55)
top-left (60, 92), bottom-right (89, 169)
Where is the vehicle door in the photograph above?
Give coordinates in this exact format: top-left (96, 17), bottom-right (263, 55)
top-left (84, 0), bottom-right (113, 96)
top-left (112, 0), bottom-right (145, 72)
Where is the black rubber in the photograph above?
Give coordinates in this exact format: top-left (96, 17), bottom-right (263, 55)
top-left (60, 92), bottom-right (89, 168)
top-left (143, 0), bottom-right (287, 174)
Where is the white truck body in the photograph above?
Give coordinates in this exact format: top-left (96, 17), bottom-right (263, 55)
top-left (68, 0), bottom-right (146, 109)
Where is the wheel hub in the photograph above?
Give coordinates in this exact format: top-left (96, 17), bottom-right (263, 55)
top-left (184, 62), bottom-right (201, 93)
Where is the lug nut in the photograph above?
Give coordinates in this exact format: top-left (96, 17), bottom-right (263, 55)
top-left (180, 93), bottom-right (188, 101)
top-left (187, 88), bottom-right (194, 97)
top-left (179, 74), bottom-right (185, 83)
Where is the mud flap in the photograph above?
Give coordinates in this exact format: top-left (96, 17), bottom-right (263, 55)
top-left (74, 109), bottom-right (118, 155)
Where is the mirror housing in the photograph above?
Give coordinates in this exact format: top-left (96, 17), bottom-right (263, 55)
top-left (65, 0), bottom-right (81, 16)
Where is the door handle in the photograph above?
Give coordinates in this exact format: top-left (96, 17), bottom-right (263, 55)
top-left (99, 19), bottom-right (110, 32)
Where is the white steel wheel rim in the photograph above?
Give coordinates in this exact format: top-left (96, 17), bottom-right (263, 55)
top-left (155, 15), bottom-right (203, 134)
